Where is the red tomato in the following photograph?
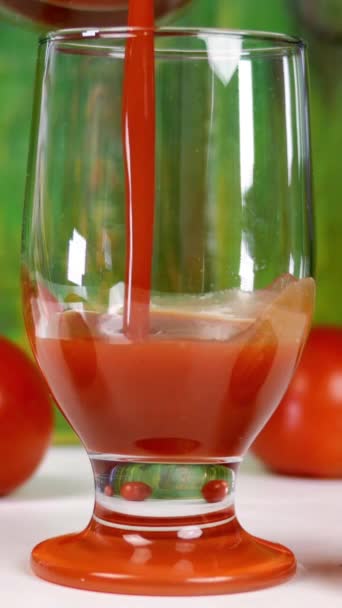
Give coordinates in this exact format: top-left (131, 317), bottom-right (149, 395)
top-left (0, 337), bottom-right (53, 495)
top-left (120, 482), bottom-right (152, 501)
top-left (201, 480), bottom-right (229, 503)
top-left (252, 326), bottom-right (342, 478)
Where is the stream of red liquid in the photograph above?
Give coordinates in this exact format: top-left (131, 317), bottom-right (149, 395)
top-left (122, 0), bottom-right (155, 339)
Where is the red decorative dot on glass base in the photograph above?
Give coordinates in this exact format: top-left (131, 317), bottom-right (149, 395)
top-left (201, 480), bottom-right (229, 503)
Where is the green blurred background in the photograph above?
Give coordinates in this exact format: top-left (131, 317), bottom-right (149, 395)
top-left (0, 0), bottom-right (341, 441)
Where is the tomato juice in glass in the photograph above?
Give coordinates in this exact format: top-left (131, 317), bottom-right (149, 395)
top-left (24, 275), bottom-right (314, 523)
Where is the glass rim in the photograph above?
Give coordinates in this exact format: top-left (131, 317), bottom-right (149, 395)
top-left (40, 26), bottom-right (305, 54)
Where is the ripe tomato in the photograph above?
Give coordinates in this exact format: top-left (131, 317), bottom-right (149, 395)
top-left (0, 337), bottom-right (53, 495)
top-left (252, 326), bottom-right (342, 478)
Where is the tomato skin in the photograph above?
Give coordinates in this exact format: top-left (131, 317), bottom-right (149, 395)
top-left (252, 327), bottom-right (342, 478)
top-left (0, 337), bottom-right (53, 495)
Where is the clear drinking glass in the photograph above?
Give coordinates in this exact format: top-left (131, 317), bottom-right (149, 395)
top-left (22, 27), bottom-right (315, 595)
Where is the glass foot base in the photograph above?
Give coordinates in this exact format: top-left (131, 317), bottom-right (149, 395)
top-left (31, 517), bottom-right (296, 595)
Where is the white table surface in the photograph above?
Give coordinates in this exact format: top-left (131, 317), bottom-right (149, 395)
top-left (1, 447), bottom-right (342, 607)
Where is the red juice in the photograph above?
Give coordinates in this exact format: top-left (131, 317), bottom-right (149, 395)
top-left (27, 276), bottom-right (315, 462)
top-left (122, 0), bottom-right (155, 338)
